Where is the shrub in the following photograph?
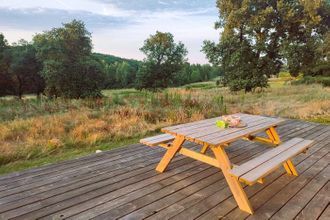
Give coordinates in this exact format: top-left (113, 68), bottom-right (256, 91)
top-left (292, 76), bottom-right (330, 87)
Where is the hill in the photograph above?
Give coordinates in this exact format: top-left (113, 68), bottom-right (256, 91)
top-left (93, 53), bottom-right (141, 68)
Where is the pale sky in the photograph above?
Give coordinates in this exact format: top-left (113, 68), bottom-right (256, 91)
top-left (0, 0), bottom-right (220, 63)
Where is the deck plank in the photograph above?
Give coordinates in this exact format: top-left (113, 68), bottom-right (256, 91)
top-left (271, 166), bottom-right (330, 220)
top-left (183, 126), bottom-right (329, 220)
top-left (294, 181), bottom-right (330, 220)
top-left (0, 120), bottom-right (328, 220)
top-left (48, 120), bottom-right (302, 219)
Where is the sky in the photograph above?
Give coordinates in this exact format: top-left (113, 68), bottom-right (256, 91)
top-left (0, 0), bottom-right (220, 64)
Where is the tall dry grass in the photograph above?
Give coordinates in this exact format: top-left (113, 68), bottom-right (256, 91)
top-left (0, 83), bottom-right (329, 165)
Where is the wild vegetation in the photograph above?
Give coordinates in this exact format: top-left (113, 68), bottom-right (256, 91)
top-left (0, 80), bottom-right (329, 174)
top-left (0, 0), bottom-right (329, 174)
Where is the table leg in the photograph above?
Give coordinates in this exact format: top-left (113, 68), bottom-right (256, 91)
top-left (211, 146), bottom-right (254, 214)
top-left (267, 126), bottom-right (298, 176)
top-left (200, 143), bottom-right (209, 154)
top-left (156, 135), bottom-right (185, 173)
top-left (265, 126), bottom-right (281, 145)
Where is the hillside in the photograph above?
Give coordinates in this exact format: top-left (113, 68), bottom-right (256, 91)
top-left (93, 53), bottom-right (141, 68)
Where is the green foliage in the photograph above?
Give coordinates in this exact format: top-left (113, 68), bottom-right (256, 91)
top-left (33, 20), bottom-right (104, 98)
top-left (0, 33), bottom-right (11, 96)
top-left (0, 37), bottom-right (44, 98)
top-left (135, 31), bottom-right (188, 91)
top-left (94, 53), bottom-right (141, 89)
top-left (203, 0), bottom-right (330, 92)
top-left (292, 76), bottom-right (330, 87)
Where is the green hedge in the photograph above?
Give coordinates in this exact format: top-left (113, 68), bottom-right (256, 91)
top-left (292, 76), bottom-right (330, 87)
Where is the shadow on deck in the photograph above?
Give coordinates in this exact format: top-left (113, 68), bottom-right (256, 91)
top-left (0, 120), bottom-right (329, 220)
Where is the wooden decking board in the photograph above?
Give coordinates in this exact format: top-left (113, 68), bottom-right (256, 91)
top-left (225, 142), bottom-right (330, 220)
top-left (294, 181), bottom-right (330, 220)
top-left (318, 203), bottom-right (330, 220)
top-left (0, 143), bottom-right (147, 184)
top-left (112, 122), bottom-right (324, 220)
top-left (181, 126), bottom-right (329, 220)
top-left (59, 122), bottom-right (303, 220)
top-left (3, 122), bottom-right (300, 217)
top-left (94, 168), bottom-right (220, 220)
top-left (62, 166), bottom-right (217, 220)
top-left (0, 146), bottom-right (169, 198)
top-left (0, 142), bottom-right (174, 195)
top-left (0, 145), bottom-right (156, 190)
top-left (217, 130), bottom-right (330, 220)
top-left (144, 178), bottom-right (229, 220)
top-left (9, 121), bottom-right (314, 219)
top-left (45, 136), bottom-right (268, 220)
top-left (0, 147), bottom-right (194, 205)
top-left (0, 154), bottom-right (200, 218)
top-left (90, 139), bottom-right (274, 220)
top-left (270, 166), bottom-right (330, 220)
top-left (197, 142), bottom-right (329, 220)
top-left (40, 130), bottom-right (270, 219)
top-left (246, 153), bottom-right (330, 220)
top-left (0, 142), bottom-right (198, 193)
top-left (0, 159), bottom-right (198, 219)
top-left (0, 120), bottom-right (327, 220)
top-left (0, 146), bottom-right (162, 194)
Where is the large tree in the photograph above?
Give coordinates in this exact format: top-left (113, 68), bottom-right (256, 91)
top-left (203, 0), bottom-right (329, 92)
top-left (0, 33), bottom-right (11, 96)
top-left (33, 20), bottom-right (104, 98)
top-left (136, 31), bottom-right (188, 90)
top-left (6, 40), bottom-right (44, 98)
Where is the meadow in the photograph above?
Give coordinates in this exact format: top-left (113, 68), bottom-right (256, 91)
top-left (0, 79), bottom-right (329, 174)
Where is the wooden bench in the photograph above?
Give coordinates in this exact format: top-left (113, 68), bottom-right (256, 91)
top-left (140, 134), bottom-right (175, 148)
top-left (230, 138), bottom-right (313, 185)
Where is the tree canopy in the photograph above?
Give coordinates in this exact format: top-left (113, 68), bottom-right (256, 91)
top-left (33, 20), bottom-right (104, 98)
top-left (203, 0), bottom-right (330, 92)
top-left (136, 31), bottom-right (188, 90)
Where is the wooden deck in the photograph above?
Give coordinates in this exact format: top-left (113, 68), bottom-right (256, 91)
top-left (0, 120), bottom-right (329, 220)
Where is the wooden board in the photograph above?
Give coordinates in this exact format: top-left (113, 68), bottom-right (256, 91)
top-left (162, 113), bottom-right (285, 146)
top-left (0, 120), bottom-right (328, 220)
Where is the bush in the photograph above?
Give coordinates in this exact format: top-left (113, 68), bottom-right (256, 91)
top-left (292, 76), bottom-right (330, 87)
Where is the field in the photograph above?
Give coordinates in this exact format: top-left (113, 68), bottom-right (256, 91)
top-left (0, 80), bottom-right (329, 174)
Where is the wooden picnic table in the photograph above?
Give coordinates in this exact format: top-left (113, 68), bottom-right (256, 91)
top-left (141, 113), bottom-right (313, 214)
top-left (155, 113), bottom-right (286, 214)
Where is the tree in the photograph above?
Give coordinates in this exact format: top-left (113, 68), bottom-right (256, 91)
top-left (203, 0), bottom-right (329, 92)
top-left (6, 40), bottom-right (44, 98)
top-left (0, 33), bottom-right (11, 96)
top-left (135, 31), bottom-right (188, 90)
top-left (33, 20), bottom-right (104, 98)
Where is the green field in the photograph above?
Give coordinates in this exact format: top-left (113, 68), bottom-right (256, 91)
top-left (0, 79), bottom-right (329, 175)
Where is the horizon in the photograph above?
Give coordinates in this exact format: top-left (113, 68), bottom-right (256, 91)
top-left (0, 0), bottom-right (219, 64)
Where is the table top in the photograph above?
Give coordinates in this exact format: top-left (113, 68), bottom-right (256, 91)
top-left (161, 113), bottom-right (285, 146)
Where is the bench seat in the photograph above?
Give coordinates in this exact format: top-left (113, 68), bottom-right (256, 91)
top-left (230, 138), bottom-right (313, 185)
top-left (140, 134), bottom-right (175, 147)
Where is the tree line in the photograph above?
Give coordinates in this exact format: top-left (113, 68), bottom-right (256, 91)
top-left (1, 0), bottom-right (328, 98)
top-left (0, 21), bottom-right (220, 99)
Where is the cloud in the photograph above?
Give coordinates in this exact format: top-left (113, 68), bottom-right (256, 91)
top-left (0, 8), bottom-right (135, 31)
top-left (0, 0), bottom-right (133, 17)
top-left (0, 0), bottom-right (219, 63)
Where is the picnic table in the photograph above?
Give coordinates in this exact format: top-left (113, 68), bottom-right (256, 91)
top-left (140, 113), bottom-right (313, 214)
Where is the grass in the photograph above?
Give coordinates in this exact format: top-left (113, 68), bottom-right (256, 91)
top-left (0, 80), bottom-right (329, 175)
top-left (0, 136), bottom-right (142, 175)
